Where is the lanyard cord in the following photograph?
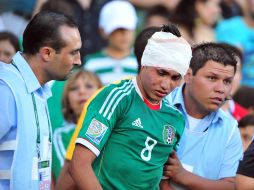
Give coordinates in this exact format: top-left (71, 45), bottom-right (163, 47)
top-left (31, 93), bottom-right (52, 159)
top-left (11, 61), bottom-right (52, 160)
top-left (31, 93), bottom-right (41, 159)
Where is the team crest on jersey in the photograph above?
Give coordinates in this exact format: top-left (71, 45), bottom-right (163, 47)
top-left (85, 118), bottom-right (108, 145)
top-left (163, 125), bottom-right (176, 144)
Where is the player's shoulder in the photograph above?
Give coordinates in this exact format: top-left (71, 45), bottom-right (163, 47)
top-left (162, 98), bottom-right (184, 119)
top-left (92, 78), bottom-right (134, 102)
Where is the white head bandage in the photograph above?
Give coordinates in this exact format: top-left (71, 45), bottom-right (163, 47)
top-left (141, 31), bottom-right (192, 76)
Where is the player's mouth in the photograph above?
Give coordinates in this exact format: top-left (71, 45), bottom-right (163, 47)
top-left (155, 90), bottom-right (168, 98)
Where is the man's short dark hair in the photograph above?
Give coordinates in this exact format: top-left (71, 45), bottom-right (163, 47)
top-left (219, 42), bottom-right (243, 67)
top-left (134, 24), bottom-right (181, 73)
top-left (190, 42), bottom-right (237, 75)
top-left (23, 11), bottom-right (78, 55)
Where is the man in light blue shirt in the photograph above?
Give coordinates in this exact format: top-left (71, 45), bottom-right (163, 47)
top-left (0, 11), bottom-right (81, 190)
top-left (162, 42), bottom-right (243, 190)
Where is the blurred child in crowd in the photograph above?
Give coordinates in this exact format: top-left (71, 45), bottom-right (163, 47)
top-left (234, 86), bottom-right (254, 114)
top-left (0, 31), bottom-right (20, 63)
top-left (172, 0), bottom-right (221, 44)
top-left (143, 5), bottom-right (171, 28)
top-left (83, 0), bottom-right (138, 85)
top-left (238, 114), bottom-right (254, 151)
top-left (52, 70), bottom-right (102, 185)
top-left (220, 0), bottom-right (242, 19)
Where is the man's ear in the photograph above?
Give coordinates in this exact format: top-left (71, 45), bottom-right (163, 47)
top-left (184, 68), bottom-right (193, 83)
top-left (39, 47), bottom-right (54, 62)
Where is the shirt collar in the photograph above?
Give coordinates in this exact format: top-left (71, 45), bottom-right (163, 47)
top-left (169, 83), bottom-right (223, 126)
top-left (132, 77), bottom-right (162, 110)
top-left (12, 52), bottom-right (51, 99)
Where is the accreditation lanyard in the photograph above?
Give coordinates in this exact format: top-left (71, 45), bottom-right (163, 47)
top-left (11, 61), bottom-right (52, 160)
top-left (32, 94), bottom-right (52, 190)
top-left (31, 93), bottom-right (52, 160)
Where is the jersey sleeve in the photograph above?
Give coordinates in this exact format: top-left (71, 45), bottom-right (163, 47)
top-left (219, 122), bottom-right (243, 179)
top-left (65, 88), bottom-right (104, 160)
top-left (76, 85), bottom-right (126, 157)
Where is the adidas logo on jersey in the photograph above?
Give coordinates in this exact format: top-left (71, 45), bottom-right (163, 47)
top-left (132, 118), bottom-right (143, 128)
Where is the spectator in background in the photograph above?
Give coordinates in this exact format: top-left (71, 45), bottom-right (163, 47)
top-left (129, 0), bottom-right (180, 35)
top-left (52, 70), bottom-right (102, 187)
top-left (171, 0), bottom-right (221, 44)
top-left (216, 0), bottom-right (254, 87)
top-left (66, 0), bottom-right (111, 58)
top-left (33, 0), bottom-right (74, 18)
top-left (129, 0), bottom-right (181, 13)
top-left (236, 139), bottom-right (254, 190)
top-left (0, 17), bottom-right (4, 31)
top-left (0, 0), bottom-right (35, 17)
top-left (234, 86), bottom-right (254, 114)
top-left (83, 0), bottom-right (138, 85)
top-left (220, 43), bottom-right (249, 121)
top-left (238, 114), bottom-right (254, 151)
top-left (0, 31), bottom-right (20, 64)
top-left (32, 0), bottom-right (111, 58)
top-left (220, 0), bottom-right (242, 19)
top-left (0, 11), bottom-right (81, 190)
top-left (143, 5), bottom-right (171, 28)
top-left (0, 11), bottom-right (29, 39)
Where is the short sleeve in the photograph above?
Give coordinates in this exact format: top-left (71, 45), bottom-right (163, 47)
top-left (219, 124), bottom-right (243, 178)
top-left (76, 87), bottom-right (124, 157)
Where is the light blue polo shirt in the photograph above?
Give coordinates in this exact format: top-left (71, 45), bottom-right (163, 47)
top-left (167, 84), bottom-right (243, 179)
top-left (0, 52), bottom-right (52, 190)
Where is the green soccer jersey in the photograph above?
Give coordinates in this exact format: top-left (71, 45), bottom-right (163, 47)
top-left (52, 121), bottom-right (75, 180)
top-left (77, 78), bottom-right (185, 189)
top-left (83, 50), bottom-right (137, 85)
